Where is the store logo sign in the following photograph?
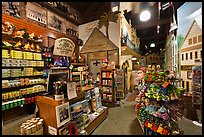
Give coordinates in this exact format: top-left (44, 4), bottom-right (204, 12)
top-left (53, 38), bottom-right (75, 57)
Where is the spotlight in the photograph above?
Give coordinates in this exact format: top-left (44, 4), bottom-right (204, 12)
top-left (140, 10), bottom-right (151, 21)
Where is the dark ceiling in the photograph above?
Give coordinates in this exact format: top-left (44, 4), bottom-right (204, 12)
top-left (67, 2), bottom-right (184, 56)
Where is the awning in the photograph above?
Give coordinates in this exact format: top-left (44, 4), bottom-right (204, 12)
top-left (121, 46), bottom-right (142, 59)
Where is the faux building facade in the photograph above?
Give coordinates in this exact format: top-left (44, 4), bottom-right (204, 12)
top-left (179, 17), bottom-right (202, 93)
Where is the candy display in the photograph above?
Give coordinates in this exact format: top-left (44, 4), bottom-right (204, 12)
top-left (135, 66), bottom-right (185, 135)
top-left (2, 49), bottom-right (10, 58)
top-left (20, 117), bottom-right (44, 135)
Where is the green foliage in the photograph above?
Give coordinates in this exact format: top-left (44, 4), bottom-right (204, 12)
top-left (98, 11), bottom-right (119, 38)
top-left (177, 34), bottom-right (184, 48)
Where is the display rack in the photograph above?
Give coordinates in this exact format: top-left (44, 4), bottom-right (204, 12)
top-left (135, 67), bottom-right (185, 135)
top-left (2, 32), bottom-right (46, 121)
top-left (100, 68), bottom-right (116, 107)
top-left (116, 69), bottom-right (125, 99)
top-left (37, 85), bottom-right (108, 135)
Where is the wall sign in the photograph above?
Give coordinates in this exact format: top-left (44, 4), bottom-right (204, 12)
top-left (53, 38), bottom-right (75, 57)
top-left (181, 65), bottom-right (193, 71)
top-left (67, 82), bottom-right (77, 100)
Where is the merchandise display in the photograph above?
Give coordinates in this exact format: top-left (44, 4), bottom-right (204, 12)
top-left (20, 117), bottom-right (44, 135)
top-left (2, 2), bottom-right (202, 136)
top-left (100, 68), bottom-right (116, 106)
top-left (135, 66), bottom-right (185, 135)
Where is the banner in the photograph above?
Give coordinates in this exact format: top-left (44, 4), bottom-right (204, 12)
top-left (53, 38), bottom-right (75, 57)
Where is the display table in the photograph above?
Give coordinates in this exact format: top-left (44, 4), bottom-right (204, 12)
top-left (36, 95), bottom-right (108, 135)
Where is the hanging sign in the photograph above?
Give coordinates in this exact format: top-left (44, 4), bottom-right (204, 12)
top-left (53, 38), bottom-right (75, 57)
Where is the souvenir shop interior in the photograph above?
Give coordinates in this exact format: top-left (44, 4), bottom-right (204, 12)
top-left (2, 2), bottom-right (202, 135)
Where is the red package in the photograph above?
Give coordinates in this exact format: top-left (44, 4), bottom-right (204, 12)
top-left (144, 120), bottom-right (149, 127)
top-left (152, 123), bottom-right (159, 132)
top-left (163, 128), bottom-right (169, 135)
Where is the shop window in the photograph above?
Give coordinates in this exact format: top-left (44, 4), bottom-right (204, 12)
top-left (193, 37), bottom-right (197, 44)
top-left (190, 52), bottom-right (192, 59)
top-left (201, 50), bottom-right (202, 58)
top-left (186, 53), bottom-right (188, 60)
top-left (182, 54), bottom-right (184, 60)
top-left (198, 35), bottom-right (202, 42)
top-left (195, 51), bottom-right (197, 59)
top-left (188, 38), bottom-right (192, 45)
top-left (182, 81), bottom-right (184, 88)
top-left (186, 81), bottom-right (189, 92)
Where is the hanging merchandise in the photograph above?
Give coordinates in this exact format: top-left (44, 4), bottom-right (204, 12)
top-left (135, 66), bottom-right (185, 135)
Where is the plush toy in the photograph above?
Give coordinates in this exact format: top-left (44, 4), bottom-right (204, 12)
top-left (35, 44), bottom-right (42, 52)
top-left (14, 41), bottom-right (22, 49)
top-left (2, 21), bottom-right (16, 35)
top-left (3, 41), bottom-right (13, 48)
top-left (14, 29), bottom-right (26, 38)
top-left (23, 42), bottom-right (31, 51)
top-left (30, 43), bottom-right (36, 51)
top-left (102, 58), bottom-right (108, 68)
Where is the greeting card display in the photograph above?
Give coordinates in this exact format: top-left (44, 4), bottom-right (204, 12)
top-left (56, 102), bottom-right (70, 128)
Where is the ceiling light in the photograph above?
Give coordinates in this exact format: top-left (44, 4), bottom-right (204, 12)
top-left (140, 10), bottom-right (151, 21)
top-left (150, 43), bottom-right (155, 47)
top-left (131, 57), bottom-right (137, 61)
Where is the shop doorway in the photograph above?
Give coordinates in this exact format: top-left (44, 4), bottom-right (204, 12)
top-left (186, 81), bottom-right (189, 92)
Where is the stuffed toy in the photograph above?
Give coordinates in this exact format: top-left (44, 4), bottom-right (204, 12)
top-left (157, 124), bottom-right (164, 134)
top-left (3, 41), bottom-right (13, 48)
top-left (35, 44), bottom-right (42, 52)
top-left (2, 21), bottom-right (16, 35)
top-left (14, 41), bottom-right (22, 49)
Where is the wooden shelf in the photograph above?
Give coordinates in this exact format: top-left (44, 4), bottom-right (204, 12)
top-left (102, 92), bottom-right (112, 95)
top-left (2, 83), bottom-right (46, 91)
top-left (101, 84), bottom-right (112, 87)
top-left (2, 66), bottom-right (44, 68)
top-left (101, 99), bottom-right (112, 103)
top-left (101, 77), bottom-right (112, 79)
top-left (85, 107), bottom-right (108, 134)
top-left (71, 63), bottom-right (86, 66)
top-left (2, 75), bottom-right (46, 80)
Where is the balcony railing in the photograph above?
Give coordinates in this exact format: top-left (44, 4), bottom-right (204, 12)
top-left (121, 37), bottom-right (139, 52)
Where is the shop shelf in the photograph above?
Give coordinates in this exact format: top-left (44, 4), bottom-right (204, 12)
top-left (101, 85), bottom-right (112, 87)
top-left (101, 77), bottom-right (112, 79)
top-left (2, 75), bottom-right (46, 80)
top-left (102, 92), bottom-right (112, 95)
top-left (71, 63), bottom-right (86, 66)
top-left (2, 83), bottom-right (46, 92)
top-left (101, 99), bottom-right (112, 103)
top-left (2, 66), bottom-right (44, 68)
top-left (2, 47), bottom-right (43, 53)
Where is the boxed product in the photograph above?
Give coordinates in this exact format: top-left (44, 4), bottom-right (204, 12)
top-left (2, 80), bottom-right (9, 88)
top-left (2, 49), bottom-right (10, 58)
top-left (2, 69), bottom-right (11, 78)
top-left (70, 102), bottom-right (83, 120)
top-left (10, 69), bottom-right (22, 77)
top-left (33, 53), bottom-right (42, 60)
top-left (23, 52), bottom-right (33, 60)
top-left (10, 50), bottom-right (23, 59)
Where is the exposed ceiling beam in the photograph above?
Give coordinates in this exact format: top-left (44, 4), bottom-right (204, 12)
top-left (135, 18), bottom-right (171, 30)
top-left (140, 34), bottom-right (167, 41)
top-left (141, 40), bottom-right (166, 45)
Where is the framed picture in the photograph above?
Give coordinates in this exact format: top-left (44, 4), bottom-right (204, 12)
top-left (187, 71), bottom-right (192, 79)
top-left (56, 102), bottom-right (70, 128)
top-left (48, 36), bottom-right (56, 48)
top-left (2, 2), bottom-right (20, 18)
top-left (26, 2), bottom-right (47, 24)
